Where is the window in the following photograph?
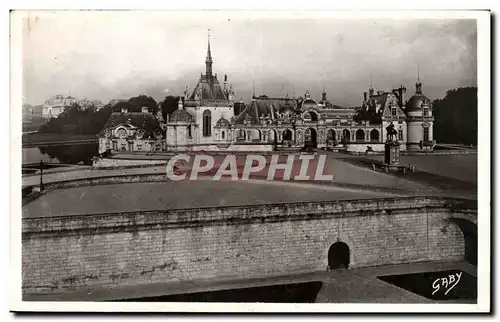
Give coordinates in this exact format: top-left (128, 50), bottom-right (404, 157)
top-left (423, 108), bottom-right (429, 117)
top-left (237, 129), bottom-right (246, 141)
top-left (221, 131), bottom-right (225, 139)
top-left (398, 129), bottom-right (403, 141)
top-left (423, 127), bottom-right (429, 141)
top-left (203, 110), bottom-right (211, 137)
top-left (188, 125), bottom-right (192, 139)
top-left (112, 141), bottom-right (118, 151)
top-left (391, 107), bottom-right (397, 116)
top-left (137, 145), bottom-right (142, 151)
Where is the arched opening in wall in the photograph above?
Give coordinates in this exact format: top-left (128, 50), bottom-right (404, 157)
top-left (256, 129), bottom-right (262, 141)
top-left (449, 218), bottom-right (478, 266)
top-left (283, 129), bottom-right (293, 141)
top-left (342, 129), bottom-right (350, 143)
top-left (327, 129), bottom-right (336, 144)
top-left (304, 128), bottom-right (318, 148)
top-left (221, 131), bottom-right (225, 140)
top-left (370, 129), bottom-right (379, 142)
top-left (327, 242), bottom-right (350, 270)
top-left (355, 129), bottom-right (365, 142)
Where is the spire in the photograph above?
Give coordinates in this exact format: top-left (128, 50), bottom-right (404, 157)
top-left (416, 61), bottom-right (422, 94)
top-left (205, 29), bottom-right (213, 76)
top-left (417, 60), bottom-right (420, 82)
top-left (321, 73), bottom-right (325, 94)
top-left (252, 80), bottom-right (255, 98)
top-left (369, 73), bottom-right (374, 96)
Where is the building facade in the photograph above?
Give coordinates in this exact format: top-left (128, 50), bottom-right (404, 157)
top-left (42, 95), bottom-right (105, 118)
top-left (98, 33), bottom-right (435, 154)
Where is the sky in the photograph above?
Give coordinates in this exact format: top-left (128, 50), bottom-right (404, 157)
top-left (20, 11), bottom-right (477, 107)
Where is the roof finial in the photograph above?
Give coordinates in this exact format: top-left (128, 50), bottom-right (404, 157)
top-left (321, 72), bottom-right (325, 94)
top-left (253, 80), bottom-right (255, 98)
top-left (417, 60), bottom-right (420, 82)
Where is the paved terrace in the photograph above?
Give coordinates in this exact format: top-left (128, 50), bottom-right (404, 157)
top-left (25, 260), bottom-right (476, 303)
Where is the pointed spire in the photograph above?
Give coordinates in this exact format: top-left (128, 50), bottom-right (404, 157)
top-left (321, 73), bottom-right (325, 94)
top-left (416, 61), bottom-right (422, 94)
top-left (417, 60), bottom-right (420, 82)
top-left (369, 73), bottom-right (374, 96)
top-left (205, 29), bottom-right (213, 76)
top-left (252, 80), bottom-right (255, 98)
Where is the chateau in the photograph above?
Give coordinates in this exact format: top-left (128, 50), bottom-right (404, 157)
top-left (98, 34), bottom-right (435, 155)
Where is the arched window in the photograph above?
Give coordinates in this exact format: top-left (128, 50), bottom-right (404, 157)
top-left (237, 129), bottom-right (246, 141)
top-left (203, 110), bottom-right (211, 137)
top-left (221, 131), bottom-right (225, 139)
top-left (187, 125), bottom-right (192, 139)
top-left (356, 129), bottom-right (365, 141)
top-left (370, 129), bottom-right (379, 142)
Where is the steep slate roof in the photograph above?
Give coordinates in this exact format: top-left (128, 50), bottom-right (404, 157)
top-left (99, 112), bottom-right (160, 136)
top-left (169, 109), bottom-right (194, 123)
top-left (189, 75), bottom-right (228, 101)
top-left (235, 97), bottom-right (300, 124)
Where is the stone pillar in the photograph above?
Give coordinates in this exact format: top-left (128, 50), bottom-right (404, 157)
top-left (384, 140), bottom-right (401, 165)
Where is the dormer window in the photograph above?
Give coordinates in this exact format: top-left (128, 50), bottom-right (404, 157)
top-left (423, 107), bottom-right (429, 117)
top-left (141, 106), bottom-right (149, 113)
top-left (391, 107), bottom-right (397, 116)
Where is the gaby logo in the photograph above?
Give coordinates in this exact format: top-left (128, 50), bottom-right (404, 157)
top-left (432, 272), bottom-right (463, 296)
top-left (165, 153), bottom-right (334, 181)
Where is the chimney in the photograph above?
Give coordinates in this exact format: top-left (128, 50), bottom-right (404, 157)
top-left (398, 85), bottom-right (406, 108)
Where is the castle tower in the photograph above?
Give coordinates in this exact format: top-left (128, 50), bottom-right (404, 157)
top-left (405, 69), bottom-right (434, 151)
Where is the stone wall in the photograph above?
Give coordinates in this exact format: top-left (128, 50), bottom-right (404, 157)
top-left (22, 197), bottom-right (476, 296)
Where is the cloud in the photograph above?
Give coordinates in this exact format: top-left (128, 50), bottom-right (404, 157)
top-left (20, 12), bottom-right (477, 106)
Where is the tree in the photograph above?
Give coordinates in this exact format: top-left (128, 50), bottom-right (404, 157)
top-left (128, 95), bottom-right (158, 114)
top-left (38, 103), bottom-right (113, 135)
top-left (160, 95), bottom-right (182, 121)
top-left (433, 87), bottom-right (477, 145)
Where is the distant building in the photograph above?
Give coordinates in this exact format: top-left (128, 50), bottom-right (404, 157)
top-left (41, 95), bottom-right (105, 118)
